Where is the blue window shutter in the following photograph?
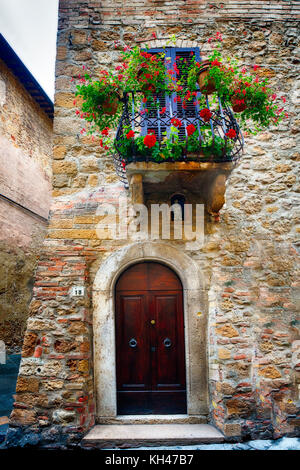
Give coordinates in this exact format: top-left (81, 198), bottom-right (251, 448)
top-left (143, 46), bottom-right (201, 141)
top-left (171, 47), bottom-right (201, 141)
top-left (140, 48), bottom-right (168, 139)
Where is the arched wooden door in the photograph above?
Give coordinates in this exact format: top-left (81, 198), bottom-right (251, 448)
top-left (115, 262), bottom-right (187, 415)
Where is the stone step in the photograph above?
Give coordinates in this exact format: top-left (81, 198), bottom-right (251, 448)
top-left (98, 414), bottom-right (207, 425)
top-left (82, 424), bottom-right (224, 449)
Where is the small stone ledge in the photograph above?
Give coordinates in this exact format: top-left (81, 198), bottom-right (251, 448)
top-left (97, 414), bottom-right (208, 425)
top-left (126, 161), bottom-right (234, 174)
top-left (139, 39), bottom-right (199, 49)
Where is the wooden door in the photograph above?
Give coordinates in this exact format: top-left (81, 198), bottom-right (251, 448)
top-left (115, 262), bottom-right (187, 414)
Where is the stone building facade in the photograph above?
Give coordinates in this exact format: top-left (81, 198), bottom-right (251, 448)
top-left (7, 1), bottom-right (300, 447)
top-left (0, 35), bottom-right (53, 353)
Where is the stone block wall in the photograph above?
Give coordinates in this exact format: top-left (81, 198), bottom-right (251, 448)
top-left (6, 0), bottom-right (299, 447)
top-left (0, 59), bottom-right (53, 352)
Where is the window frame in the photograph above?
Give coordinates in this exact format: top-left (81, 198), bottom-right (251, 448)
top-left (140, 46), bottom-right (202, 139)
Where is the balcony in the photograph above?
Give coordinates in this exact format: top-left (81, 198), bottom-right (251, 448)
top-left (113, 90), bottom-right (244, 189)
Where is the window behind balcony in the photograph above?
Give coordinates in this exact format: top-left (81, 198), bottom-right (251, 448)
top-left (141, 47), bottom-right (201, 140)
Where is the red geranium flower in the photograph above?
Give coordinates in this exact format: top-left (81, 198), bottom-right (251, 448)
top-left (187, 124), bottom-right (196, 136)
top-left (225, 129), bottom-right (237, 139)
top-left (211, 59), bottom-right (221, 67)
top-left (126, 130), bottom-right (135, 139)
top-left (101, 127), bottom-right (109, 136)
top-left (200, 108), bottom-right (212, 122)
top-left (171, 117), bottom-right (182, 128)
top-left (144, 133), bottom-right (157, 148)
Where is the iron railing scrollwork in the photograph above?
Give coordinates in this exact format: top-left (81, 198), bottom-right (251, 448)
top-left (113, 90), bottom-right (244, 188)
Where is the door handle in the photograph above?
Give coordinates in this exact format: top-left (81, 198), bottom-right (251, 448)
top-left (129, 338), bottom-right (137, 348)
top-left (163, 338), bottom-right (172, 348)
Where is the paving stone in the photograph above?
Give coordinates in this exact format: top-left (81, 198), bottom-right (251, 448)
top-left (268, 437), bottom-right (300, 451)
top-left (248, 439), bottom-right (274, 450)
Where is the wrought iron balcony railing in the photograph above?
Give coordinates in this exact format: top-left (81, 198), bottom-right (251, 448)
top-left (113, 91), bottom-right (244, 188)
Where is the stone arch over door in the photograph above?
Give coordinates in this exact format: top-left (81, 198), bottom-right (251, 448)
top-left (93, 242), bottom-right (208, 420)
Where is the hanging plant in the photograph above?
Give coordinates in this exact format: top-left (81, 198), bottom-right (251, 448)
top-left (75, 70), bottom-right (123, 131)
top-left (187, 32), bottom-right (287, 133)
top-left (73, 35), bottom-right (287, 161)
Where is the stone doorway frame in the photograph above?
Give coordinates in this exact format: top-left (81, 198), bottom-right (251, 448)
top-left (93, 241), bottom-right (208, 421)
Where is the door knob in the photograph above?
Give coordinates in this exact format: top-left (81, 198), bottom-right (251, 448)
top-left (129, 338), bottom-right (137, 348)
top-left (150, 319), bottom-right (155, 325)
top-left (164, 338), bottom-right (172, 348)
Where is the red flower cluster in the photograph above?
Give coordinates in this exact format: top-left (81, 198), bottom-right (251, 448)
top-left (186, 124), bottom-right (196, 136)
top-left (200, 108), bottom-right (212, 122)
top-left (208, 31), bottom-right (223, 43)
top-left (171, 117), bottom-right (182, 128)
top-left (126, 130), bottom-right (135, 139)
top-left (101, 127), bottom-right (110, 136)
top-left (225, 129), bottom-right (236, 139)
top-left (144, 133), bottom-right (157, 148)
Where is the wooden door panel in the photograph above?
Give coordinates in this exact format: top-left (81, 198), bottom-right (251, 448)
top-left (151, 391), bottom-right (187, 414)
top-left (152, 294), bottom-right (185, 390)
top-left (116, 263), bottom-right (148, 291)
top-left (116, 294), bottom-right (150, 390)
top-left (115, 262), bottom-right (187, 414)
top-left (148, 263), bottom-right (182, 291)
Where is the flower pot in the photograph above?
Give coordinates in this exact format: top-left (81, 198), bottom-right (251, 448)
top-left (230, 96), bottom-right (247, 113)
top-left (197, 60), bottom-right (216, 95)
top-left (102, 95), bottom-right (119, 115)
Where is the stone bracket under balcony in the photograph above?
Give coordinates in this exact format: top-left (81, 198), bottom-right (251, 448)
top-left (114, 92), bottom-right (244, 200)
top-left (127, 161), bottom-right (234, 217)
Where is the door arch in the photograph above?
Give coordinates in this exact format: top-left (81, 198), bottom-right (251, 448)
top-left (93, 241), bottom-right (208, 420)
top-left (115, 262), bottom-right (186, 414)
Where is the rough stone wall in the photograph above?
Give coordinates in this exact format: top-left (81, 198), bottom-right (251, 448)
top-left (7, 0), bottom-right (299, 447)
top-left (0, 59), bottom-right (53, 352)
